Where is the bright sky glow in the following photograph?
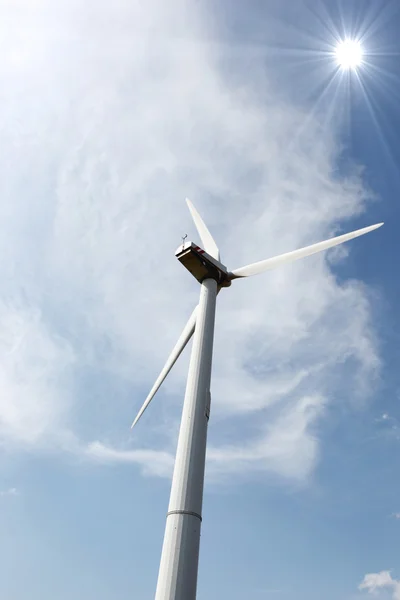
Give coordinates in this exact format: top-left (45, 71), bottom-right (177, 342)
top-left (335, 39), bottom-right (363, 69)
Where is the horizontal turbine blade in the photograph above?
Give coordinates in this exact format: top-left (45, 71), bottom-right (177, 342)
top-left (131, 306), bottom-right (197, 429)
top-left (230, 222), bottom-right (383, 279)
top-left (186, 198), bottom-right (220, 261)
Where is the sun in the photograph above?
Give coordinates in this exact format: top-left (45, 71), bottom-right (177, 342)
top-left (335, 39), bottom-right (363, 69)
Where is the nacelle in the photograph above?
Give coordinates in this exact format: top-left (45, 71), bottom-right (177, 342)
top-left (175, 241), bottom-right (231, 287)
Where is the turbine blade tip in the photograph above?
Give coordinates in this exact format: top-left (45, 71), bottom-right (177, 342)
top-left (367, 222), bottom-right (384, 232)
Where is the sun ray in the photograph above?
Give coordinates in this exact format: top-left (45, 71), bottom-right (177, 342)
top-left (352, 67), bottom-right (399, 178)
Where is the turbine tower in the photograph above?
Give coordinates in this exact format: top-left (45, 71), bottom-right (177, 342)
top-left (131, 200), bottom-right (382, 600)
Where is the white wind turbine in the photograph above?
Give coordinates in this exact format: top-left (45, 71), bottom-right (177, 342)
top-left (131, 199), bottom-right (383, 600)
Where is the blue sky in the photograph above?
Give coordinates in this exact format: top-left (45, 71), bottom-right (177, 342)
top-left (0, 0), bottom-right (399, 599)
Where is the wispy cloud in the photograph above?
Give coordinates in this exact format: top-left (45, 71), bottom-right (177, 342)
top-left (207, 395), bottom-right (325, 481)
top-left (0, 303), bottom-right (75, 447)
top-left (359, 571), bottom-right (400, 600)
top-left (255, 588), bottom-right (284, 596)
top-left (0, 487), bottom-right (19, 497)
top-left (0, 0), bottom-right (381, 483)
top-left (374, 413), bottom-right (400, 442)
top-left (86, 442), bottom-right (174, 478)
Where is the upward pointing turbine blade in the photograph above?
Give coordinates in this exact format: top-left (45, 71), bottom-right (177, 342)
top-left (186, 198), bottom-right (220, 260)
top-left (131, 306), bottom-right (197, 429)
top-left (230, 222), bottom-right (384, 279)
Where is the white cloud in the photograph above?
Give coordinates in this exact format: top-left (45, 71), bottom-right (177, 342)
top-left (207, 395), bottom-right (325, 481)
top-left (359, 571), bottom-right (400, 600)
top-left (0, 0), bottom-right (381, 482)
top-left (0, 487), bottom-right (19, 497)
top-left (86, 441), bottom-right (174, 478)
top-left (375, 413), bottom-right (400, 442)
top-left (86, 395), bottom-right (322, 481)
top-left (0, 303), bottom-right (75, 447)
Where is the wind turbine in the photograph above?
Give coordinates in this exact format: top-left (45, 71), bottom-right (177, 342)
top-left (131, 199), bottom-right (383, 600)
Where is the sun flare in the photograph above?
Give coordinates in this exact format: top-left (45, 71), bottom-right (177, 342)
top-left (335, 39), bottom-right (363, 69)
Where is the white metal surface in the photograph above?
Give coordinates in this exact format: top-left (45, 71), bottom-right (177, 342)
top-left (186, 198), bottom-right (220, 261)
top-left (154, 278), bottom-right (217, 600)
top-left (131, 306), bottom-right (198, 429)
top-left (230, 222), bottom-right (383, 278)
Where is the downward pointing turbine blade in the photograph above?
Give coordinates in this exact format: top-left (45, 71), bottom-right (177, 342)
top-left (130, 307), bottom-right (197, 429)
top-left (230, 222), bottom-right (384, 279)
top-left (186, 198), bottom-right (220, 260)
